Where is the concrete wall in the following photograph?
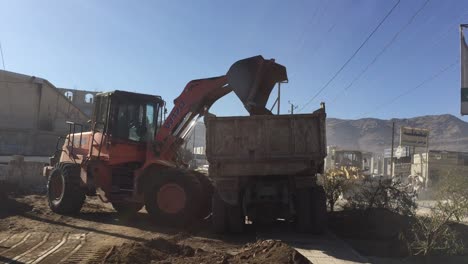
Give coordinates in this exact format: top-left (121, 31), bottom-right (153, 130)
top-left (0, 70), bottom-right (90, 156)
top-left (0, 156), bottom-right (46, 190)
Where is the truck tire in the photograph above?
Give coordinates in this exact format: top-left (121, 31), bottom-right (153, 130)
top-left (144, 168), bottom-right (202, 227)
top-left (295, 188), bottom-right (313, 233)
top-left (311, 186), bottom-right (327, 234)
top-left (47, 163), bottom-right (85, 214)
top-left (212, 192), bottom-right (227, 233)
top-left (296, 186), bottom-right (327, 234)
top-left (111, 202), bottom-right (144, 217)
top-left (193, 171), bottom-right (214, 219)
top-left (227, 203), bottom-right (244, 233)
top-left (212, 192), bottom-right (244, 233)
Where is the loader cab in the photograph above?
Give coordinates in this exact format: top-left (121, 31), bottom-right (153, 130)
top-left (92, 90), bottom-right (164, 143)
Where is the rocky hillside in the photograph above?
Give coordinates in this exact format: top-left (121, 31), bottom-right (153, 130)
top-left (327, 114), bottom-right (468, 154)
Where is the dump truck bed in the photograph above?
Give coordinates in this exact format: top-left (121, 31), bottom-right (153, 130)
top-left (205, 107), bottom-right (327, 177)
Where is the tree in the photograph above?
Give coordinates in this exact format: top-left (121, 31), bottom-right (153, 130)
top-left (323, 170), bottom-right (350, 212)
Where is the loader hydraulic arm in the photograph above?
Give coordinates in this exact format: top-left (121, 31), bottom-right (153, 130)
top-left (154, 76), bottom-right (232, 161)
top-left (152, 55), bottom-right (288, 162)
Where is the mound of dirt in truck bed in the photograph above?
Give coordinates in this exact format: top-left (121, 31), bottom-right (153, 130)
top-left (102, 237), bottom-right (310, 264)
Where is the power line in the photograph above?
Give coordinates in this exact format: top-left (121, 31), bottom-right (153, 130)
top-left (0, 41), bottom-right (5, 70)
top-left (326, 59), bottom-right (458, 128)
top-left (360, 60), bottom-right (458, 117)
top-left (298, 0), bottom-right (401, 113)
top-left (331, 0), bottom-right (431, 104)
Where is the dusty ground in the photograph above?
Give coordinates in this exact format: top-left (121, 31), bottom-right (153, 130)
top-left (0, 193), bottom-right (312, 264)
top-left (2, 190), bottom-right (468, 264)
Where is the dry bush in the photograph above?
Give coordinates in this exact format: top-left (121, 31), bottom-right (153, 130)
top-left (406, 172), bottom-right (468, 256)
top-left (347, 177), bottom-right (417, 216)
top-left (408, 210), bottom-right (464, 256)
top-left (322, 171), bottom-right (350, 212)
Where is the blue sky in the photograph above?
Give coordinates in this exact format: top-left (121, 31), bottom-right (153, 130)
top-left (1, 0), bottom-right (467, 120)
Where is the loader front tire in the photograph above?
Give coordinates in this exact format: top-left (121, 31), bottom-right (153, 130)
top-left (144, 168), bottom-right (202, 227)
top-left (47, 163), bottom-right (85, 214)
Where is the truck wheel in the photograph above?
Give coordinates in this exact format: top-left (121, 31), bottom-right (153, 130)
top-left (212, 192), bottom-right (227, 233)
top-left (111, 202), bottom-right (144, 217)
top-left (227, 203), bottom-right (244, 233)
top-left (193, 171), bottom-right (214, 219)
top-left (311, 186), bottom-right (327, 234)
top-left (212, 192), bottom-right (244, 233)
top-left (296, 186), bottom-right (327, 234)
top-left (144, 168), bottom-right (202, 227)
top-left (295, 188), bottom-right (313, 233)
top-left (47, 163), bottom-right (85, 214)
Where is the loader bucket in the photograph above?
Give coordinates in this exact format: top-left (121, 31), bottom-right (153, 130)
top-left (227, 55), bottom-right (288, 115)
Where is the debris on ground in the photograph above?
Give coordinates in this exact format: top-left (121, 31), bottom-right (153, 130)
top-left (102, 237), bottom-right (310, 264)
top-left (232, 239), bottom-right (311, 264)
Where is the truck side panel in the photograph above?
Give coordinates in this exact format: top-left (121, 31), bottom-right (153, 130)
top-left (206, 108), bottom-right (326, 177)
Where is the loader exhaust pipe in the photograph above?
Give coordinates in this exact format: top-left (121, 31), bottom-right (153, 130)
top-left (227, 55), bottom-right (288, 115)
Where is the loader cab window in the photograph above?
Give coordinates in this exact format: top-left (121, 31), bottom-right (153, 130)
top-left (113, 100), bottom-right (158, 142)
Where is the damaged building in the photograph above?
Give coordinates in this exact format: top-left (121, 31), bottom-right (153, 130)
top-left (0, 69), bottom-right (98, 157)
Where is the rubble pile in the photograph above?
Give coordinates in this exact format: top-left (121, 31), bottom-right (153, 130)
top-left (103, 237), bottom-right (310, 264)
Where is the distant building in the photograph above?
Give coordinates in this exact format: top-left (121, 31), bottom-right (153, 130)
top-left (57, 88), bottom-right (99, 117)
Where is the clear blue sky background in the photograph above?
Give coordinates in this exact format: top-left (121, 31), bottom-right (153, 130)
top-left (1, 0), bottom-right (468, 120)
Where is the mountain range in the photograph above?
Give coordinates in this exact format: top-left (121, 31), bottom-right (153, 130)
top-left (327, 114), bottom-right (468, 154)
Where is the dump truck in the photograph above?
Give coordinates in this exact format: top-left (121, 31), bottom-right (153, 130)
top-left (206, 104), bottom-right (327, 233)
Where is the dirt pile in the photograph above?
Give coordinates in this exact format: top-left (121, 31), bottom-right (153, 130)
top-left (232, 240), bottom-right (310, 264)
top-left (102, 237), bottom-right (310, 264)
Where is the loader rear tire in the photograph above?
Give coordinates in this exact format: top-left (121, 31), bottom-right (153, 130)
top-left (144, 168), bottom-right (202, 227)
top-left (47, 163), bottom-right (85, 214)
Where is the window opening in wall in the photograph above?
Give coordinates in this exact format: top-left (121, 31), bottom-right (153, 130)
top-left (85, 93), bottom-right (94, 103)
top-left (64, 91), bottom-right (73, 101)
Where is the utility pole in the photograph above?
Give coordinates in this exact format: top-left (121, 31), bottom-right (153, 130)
top-left (277, 82), bottom-right (281, 115)
top-left (390, 122), bottom-right (395, 178)
top-left (192, 123), bottom-right (196, 168)
top-left (288, 101), bottom-right (298, 114)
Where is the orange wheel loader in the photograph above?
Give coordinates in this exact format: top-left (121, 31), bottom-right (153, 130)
top-left (42, 55), bottom-right (287, 227)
